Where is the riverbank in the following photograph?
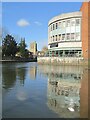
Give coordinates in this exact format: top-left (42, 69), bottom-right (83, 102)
top-left (1, 59), bottom-right (37, 63)
top-left (0, 57), bottom-right (37, 62)
top-left (37, 57), bottom-right (89, 66)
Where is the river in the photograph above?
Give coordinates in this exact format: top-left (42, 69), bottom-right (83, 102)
top-left (2, 62), bottom-right (89, 118)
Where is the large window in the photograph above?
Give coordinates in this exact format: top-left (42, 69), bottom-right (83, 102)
top-left (51, 25), bottom-right (52, 31)
top-left (62, 34), bottom-right (65, 40)
top-left (53, 36), bottom-right (54, 41)
top-left (76, 32), bottom-right (80, 40)
top-left (71, 19), bottom-right (75, 26)
top-left (51, 37), bottom-right (52, 42)
top-left (56, 35), bottom-right (57, 41)
top-left (53, 24), bottom-right (55, 30)
top-left (59, 34), bottom-right (61, 41)
top-left (66, 20), bottom-right (70, 27)
top-left (71, 33), bottom-right (75, 40)
top-left (76, 19), bottom-right (80, 26)
top-left (59, 22), bottom-right (62, 28)
top-left (66, 33), bottom-right (70, 40)
top-left (62, 21), bottom-right (66, 27)
top-left (56, 23), bottom-right (58, 29)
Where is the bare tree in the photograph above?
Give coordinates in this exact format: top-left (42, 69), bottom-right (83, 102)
top-left (42, 45), bottom-right (48, 53)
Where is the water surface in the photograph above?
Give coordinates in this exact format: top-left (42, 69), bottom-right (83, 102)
top-left (2, 62), bottom-right (88, 118)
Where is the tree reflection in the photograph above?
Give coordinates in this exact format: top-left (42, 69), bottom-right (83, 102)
top-left (16, 67), bottom-right (27, 85)
top-left (2, 64), bottom-right (27, 88)
top-left (2, 64), bottom-right (16, 89)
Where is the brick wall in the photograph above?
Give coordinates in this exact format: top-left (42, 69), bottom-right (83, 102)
top-left (88, 2), bottom-right (90, 59)
top-left (80, 2), bottom-right (90, 59)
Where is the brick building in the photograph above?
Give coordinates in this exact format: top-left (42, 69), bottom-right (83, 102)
top-left (80, 2), bottom-right (90, 59)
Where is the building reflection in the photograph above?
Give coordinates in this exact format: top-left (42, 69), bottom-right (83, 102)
top-left (29, 67), bottom-right (37, 80)
top-left (47, 73), bottom-right (81, 118)
top-left (38, 65), bottom-right (88, 118)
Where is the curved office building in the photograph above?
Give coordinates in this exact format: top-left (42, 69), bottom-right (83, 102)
top-left (48, 12), bottom-right (82, 57)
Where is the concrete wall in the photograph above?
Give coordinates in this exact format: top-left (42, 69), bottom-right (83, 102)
top-left (37, 57), bottom-right (88, 66)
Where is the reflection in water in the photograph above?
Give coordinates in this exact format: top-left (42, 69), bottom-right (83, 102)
top-left (29, 67), bottom-right (37, 80)
top-left (2, 64), bottom-right (27, 88)
top-left (2, 63), bottom-right (88, 118)
top-left (80, 69), bottom-right (88, 118)
top-left (38, 65), bottom-right (88, 118)
top-left (16, 67), bottom-right (27, 85)
top-left (16, 88), bottom-right (28, 101)
top-left (47, 78), bottom-right (80, 118)
top-left (2, 64), bottom-right (17, 89)
top-left (47, 68), bottom-right (81, 118)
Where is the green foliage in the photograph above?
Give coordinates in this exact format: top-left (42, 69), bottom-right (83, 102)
top-left (24, 49), bottom-right (29, 58)
top-left (2, 34), bottom-right (30, 58)
top-left (2, 34), bottom-right (18, 57)
top-left (18, 38), bottom-right (29, 58)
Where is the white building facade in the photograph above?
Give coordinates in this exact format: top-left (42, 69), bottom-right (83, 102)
top-left (48, 12), bottom-right (82, 57)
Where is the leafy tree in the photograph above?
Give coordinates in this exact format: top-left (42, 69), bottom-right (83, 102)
top-left (24, 49), bottom-right (29, 58)
top-left (2, 34), bottom-right (18, 57)
top-left (18, 38), bottom-right (29, 58)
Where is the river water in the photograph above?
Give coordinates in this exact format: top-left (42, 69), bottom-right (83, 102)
top-left (2, 62), bottom-right (89, 118)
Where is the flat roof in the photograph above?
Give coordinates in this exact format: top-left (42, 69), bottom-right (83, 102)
top-left (48, 11), bottom-right (82, 26)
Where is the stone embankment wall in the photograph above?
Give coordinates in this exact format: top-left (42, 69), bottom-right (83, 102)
top-left (37, 57), bottom-right (88, 66)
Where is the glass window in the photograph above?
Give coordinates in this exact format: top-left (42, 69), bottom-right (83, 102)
top-left (51, 25), bottom-right (52, 31)
top-left (66, 20), bottom-right (70, 27)
top-left (62, 34), bottom-right (65, 40)
top-left (56, 35), bottom-right (57, 41)
top-left (59, 34), bottom-right (61, 40)
top-left (53, 24), bottom-right (55, 30)
top-left (66, 33), bottom-right (70, 40)
top-left (59, 22), bottom-right (62, 28)
top-left (71, 33), bottom-right (75, 40)
top-left (76, 32), bottom-right (80, 40)
top-left (62, 21), bottom-right (66, 27)
top-left (53, 36), bottom-right (54, 41)
top-left (76, 19), bottom-right (80, 26)
top-left (56, 23), bottom-right (58, 29)
top-left (51, 37), bottom-right (52, 42)
top-left (71, 19), bottom-right (75, 26)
